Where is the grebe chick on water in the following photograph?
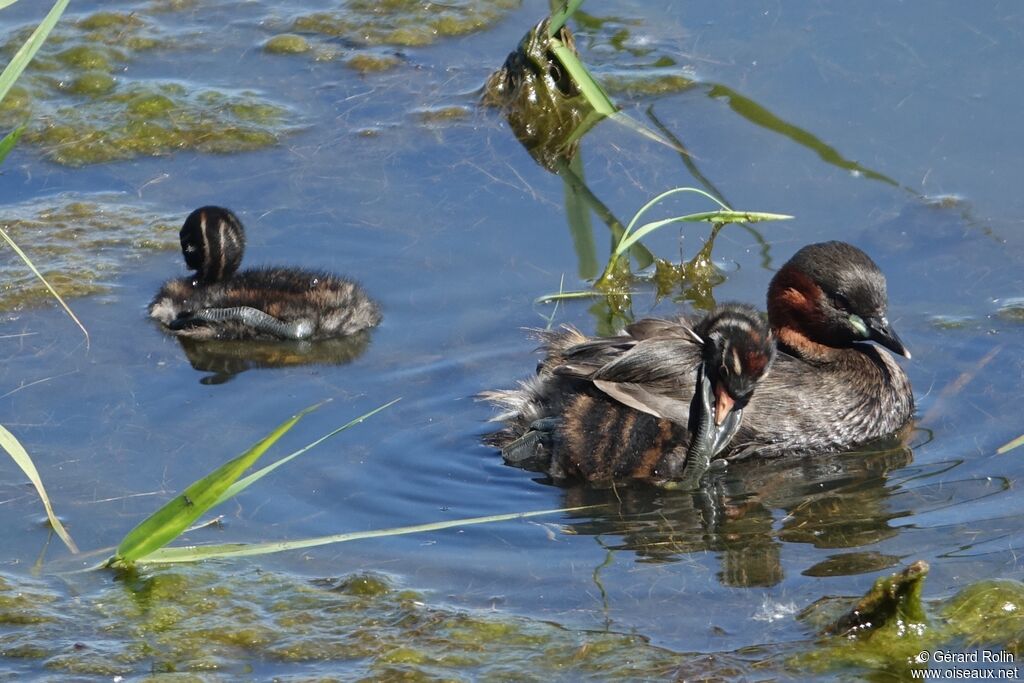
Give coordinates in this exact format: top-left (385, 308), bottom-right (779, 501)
top-left (489, 304), bottom-right (775, 485)
top-left (149, 206), bottom-right (381, 341)
top-left (483, 241), bottom-right (913, 483)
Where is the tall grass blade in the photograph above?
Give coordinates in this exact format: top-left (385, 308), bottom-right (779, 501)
top-left (0, 228), bottom-right (90, 348)
top-left (212, 398), bottom-right (400, 507)
top-left (606, 112), bottom-right (688, 153)
top-left (0, 0), bottom-right (70, 104)
top-left (540, 273), bottom-right (566, 329)
top-left (112, 402), bottom-right (328, 564)
top-left (550, 39), bottom-right (685, 153)
top-left (625, 187), bottom-right (731, 237)
top-left (549, 39), bottom-right (614, 116)
top-left (0, 424), bottom-right (78, 553)
top-left (562, 109), bottom-right (604, 149)
top-left (613, 210), bottom-right (792, 258)
top-left (547, 0), bottom-right (585, 37)
top-left (562, 155), bottom-right (598, 279)
top-left (0, 125), bottom-right (25, 164)
top-left (997, 434), bottom-right (1024, 455)
top-left (555, 157), bottom-right (654, 268)
top-left (646, 105), bottom-right (777, 268)
top-left (706, 83), bottom-right (901, 188)
top-left (535, 289), bottom-right (630, 304)
top-left (137, 506), bottom-right (601, 563)
top-left (0, 2), bottom-right (80, 342)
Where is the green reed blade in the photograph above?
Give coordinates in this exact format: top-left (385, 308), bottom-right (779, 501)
top-left (997, 434), bottom-right (1024, 455)
top-left (0, 228), bottom-right (90, 348)
top-left (112, 402), bottom-right (327, 564)
top-left (613, 210), bottom-right (793, 259)
top-left (562, 155), bottom-right (599, 279)
top-left (624, 187), bottom-right (731, 237)
top-left (549, 38), bottom-right (615, 116)
top-left (535, 289), bottom-right (631, 304)
top-left (555, 157), bottom-right (654, 269)
top-left (606, 111), bottom-right (688, 153)
top-left (0, 424), bottom-right (78, 553)
top-left (550, 38), bottom-right (685, 153)
top-left (212, 398), bottom-right (400, 507)
top-left (0, 0), bottom-right (69, 105)
top-left (562, 108), bottom-right (604, 150)
top-left (137, 506), bottom-right (600, 564)
top-left (1, 2), bottom-right (81, 343)
top-left (0, 125), bottom-right (25, 164)
top-left (547, 0), bottom-right (585, 37)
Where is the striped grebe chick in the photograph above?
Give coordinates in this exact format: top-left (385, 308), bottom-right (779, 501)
top-left (149, 206), bottom-right (381, 341)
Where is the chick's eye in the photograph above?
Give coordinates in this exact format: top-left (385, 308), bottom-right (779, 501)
top-left (831, 293), bottom-right (852, 311)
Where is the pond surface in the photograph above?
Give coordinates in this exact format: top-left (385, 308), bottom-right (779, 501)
top-left (1, 0), bottom-right (1023, 679)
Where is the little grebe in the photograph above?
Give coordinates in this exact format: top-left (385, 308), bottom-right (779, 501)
top-left (150, 206), bottom-right (381, 341)
top-left (483, 241), bottom-right (913, 483)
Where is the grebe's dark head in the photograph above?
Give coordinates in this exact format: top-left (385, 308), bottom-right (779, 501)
top-left (179, 206), bottom-right (246, 284)
top-left (673, 303), bottom-right (776, 487)
top-left (696, 303), bottom-right (776, 426)
top-left (767, 241), bottom-right (910, 360)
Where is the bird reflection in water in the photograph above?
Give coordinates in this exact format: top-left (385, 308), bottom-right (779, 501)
top-left (176, 330), bottom-right (371, 385)
top-left (558, 438), bottom-right (913, 588)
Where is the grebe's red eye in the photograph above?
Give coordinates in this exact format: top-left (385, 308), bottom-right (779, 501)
top-left (832, 293), bottom-right (852, 311)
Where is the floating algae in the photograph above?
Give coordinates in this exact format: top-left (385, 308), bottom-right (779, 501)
top-left (0, 567), bottom-right (694, 679)
top-left (796, 562), bottom-right (1024, 677)
top-left (995, 297), bottom-right (1024, 323)
top-left (415, 105), bottom-right (471, 123)
top-left (258, 0), bottom-right (519, 73)
top-left (0, 10), bottom-right (296, 166)
top-left (289, 0), bottom-right (520, 48)
top-left (569, 10), bottom-right (697, 97)
top-left (262, 33), bottom-right (311, 55)
top-left (943, 579), bottom-right (1024, 654)
top-left (0, 194), bottom-right (177, 311)
top-left (345, 51), bottom-right (403, 73)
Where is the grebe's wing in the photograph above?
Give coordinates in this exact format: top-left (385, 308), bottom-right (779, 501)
top-left (557, 325), bottom-right (702, 425)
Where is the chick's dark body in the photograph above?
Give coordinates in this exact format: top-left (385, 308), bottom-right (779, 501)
top-left (553, 382), bottom-right (687, 481)
top-left (152, 267), bottom-right (379, 342)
